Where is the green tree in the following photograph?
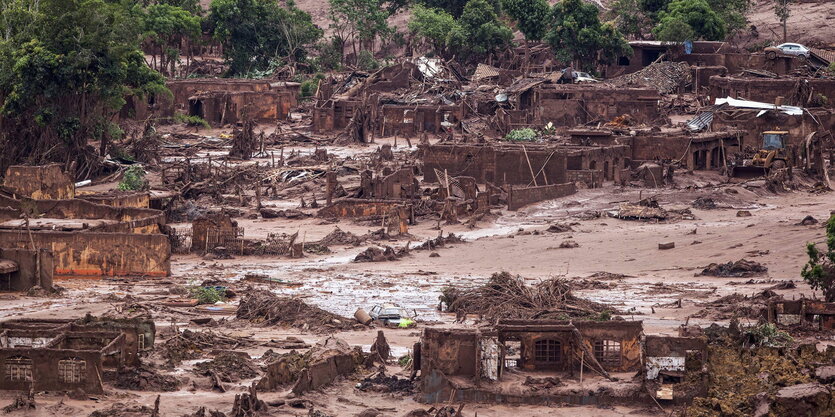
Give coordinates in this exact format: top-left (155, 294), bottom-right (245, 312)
top-left (0, 0), bottom-right (167, 175)
top-left (501, 0), bottom-right (550, 42)
top-left (638, 0), bottom-right (671, 22)
top-left (545, 0), bottom-right (632, 71)
top-left (408, 5), bottom-right (466, 59)
top-left (415, 0), bottom-right (499, 19)
top-left (143, 3), bottom-right (201, 76)
top-left (458, 0), bottom-right (513, 58)
top-left (801, 215), bottom-right (835, 303)
top-left (653, 0), bottom-right (726, 41)
top-left (774, 0), bottom-right (791, 43)
top-left (607, 0), bottom-right (649, 39)
top-left (710, 0), bottom-right (750, 36)
top-left (329, 0), bottom-right (393, 66)
top-left (210, 0), bottom-right (322, 75)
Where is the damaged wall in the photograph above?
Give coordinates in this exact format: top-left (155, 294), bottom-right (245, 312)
top-left (317, 199), bottom-right (406, 218)
top-left (0, 231), bottom-right (171, 278)
top-left (2, 165), bottom-right (75, 200)
top-left (0, 248), bottom-right (53, 291)
top-left (507, 183), bottom-right (576, 210)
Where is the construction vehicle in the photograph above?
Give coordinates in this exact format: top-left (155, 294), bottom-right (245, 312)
top-left (731, 131), bottom-right (792, 178)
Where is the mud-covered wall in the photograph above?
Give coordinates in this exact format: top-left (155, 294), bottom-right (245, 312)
top-left (0, 346), bottom-right (105, 393)
top-left (421, 145), bottom-right (569, 186)
top-left (0, 231), bottom-right (170, 278)
top-left (0, 248), bottom-right (53, 291)
top-left (420, 328), bottom-right (480, 378)
top-left (507, 183), bottom-right (576, 210)
top-left (0, 196), bottom-right (165, 233)
top-left (78, 192), bottom-right (150, 209)
top-left (709, 76), bottom-right (835, 107)
top-left (576, 321), bottom-right (643, 373)
top-left (317, 199), bottom-right (404, 218)
top-left (2, 165), bottom-right (75, 200)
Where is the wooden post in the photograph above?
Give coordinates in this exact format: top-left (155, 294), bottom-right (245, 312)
top-left (580, 351), bottom-right (584, 385)
top-left (522, 145), bottom-right (538, 187)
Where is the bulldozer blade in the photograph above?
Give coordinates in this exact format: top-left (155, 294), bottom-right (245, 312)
top-left (731, 166), bottom-right (768, 178)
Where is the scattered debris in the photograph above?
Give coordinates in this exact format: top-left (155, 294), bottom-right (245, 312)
top-left (699, 259), bottom-right (768, 277)
top-left (236, 291), bottom-right (362, 332)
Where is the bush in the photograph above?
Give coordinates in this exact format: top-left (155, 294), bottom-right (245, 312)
top-left (190, 286), bottom-right (225, 305)
top-left (744, 323), bottom-right (792, 347)
top-left (174, 114), bottom-right (210, 129)
top-left (299, 75), bottom-right (324, 98)
top-left (505, 128), bottom-right (538, 142)
top-left (357, 50), bottom-right (380, 71)
top-left (118, 166), bottom-right (148, 191)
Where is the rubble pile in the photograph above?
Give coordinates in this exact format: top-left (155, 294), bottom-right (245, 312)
top-left (193, 352), bottom-right (261, 383)
top-left (156, 329), bottom-right (255, 366)
top-left (236, 291), bottom-right (362, 331)
top-left (414, 233), bottom-right (465, 251)
top-left (115, 364), bottom-right (181, 392)
top-left (692, 290), bottom-right (781, 320)
top-left (608, 61), bottom-right (692, 94)
top-left (353, 245), bottom-right (408, 262)
top-left (357, 371), bottom-right (414, 393)
top-left (699, 259), bottom-right (768, 277)
top-left (441, 271), bottom-right (617, 323)
top-left (687, 332), bottom-right (835, 417)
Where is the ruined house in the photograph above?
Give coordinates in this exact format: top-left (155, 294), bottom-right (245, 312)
top-left (0, 317), bottom-right (154, 393)
top-left (123, 78), bottom-right (300, 126)
top-left (644, 335), bottom-right (708, 402)
top-left (495, 82), bottom-right (663, 133)
top-left (313, 61), bottom-right (465, 138)
top-left (767, 299), bottom-right (835, 330)
top-left (0, 248), bottom-right (53, 292)
top-left (417, 320), bottom-right (647, 405)
top-left (0, 194), bottom-right (171, 278)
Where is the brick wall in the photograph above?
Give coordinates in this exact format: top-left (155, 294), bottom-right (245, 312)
top-left (507, 183), bottom-right (577, 211)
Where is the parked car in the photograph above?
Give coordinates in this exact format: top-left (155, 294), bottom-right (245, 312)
top-left (369, 304), bottom-right (416, 327)
top-left (573, 71), bottom-right (600, 83)
top-left (764, 43), bottom-right (810, 59)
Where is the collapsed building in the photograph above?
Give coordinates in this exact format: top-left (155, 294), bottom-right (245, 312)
top-left (312, 61), bottom-right (466, 139)
top-left (123, 78), bottom-right (300, 126)
top-left (0, 165), bottom-right (171, 279)
top-left (416, 320), bottom-right (707, 405)
top-left (0, 318), bottom-right (154, 394)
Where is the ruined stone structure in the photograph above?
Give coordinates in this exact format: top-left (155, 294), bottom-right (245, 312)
top-left (123, 79), bottom-right (300, 126)
top-left (0, 195), bottom-right (170, 278)
top-left (417, 320), bottom-right (652, 405)
top-left (0, 248), bottom-right (53, 292)
top-left (767, 299), bottom-right (835, 330)
top-left (2, 165), bottom-right (75, 200)
top-left (0, 318), bottom-right (154, 393)
top-left (709, 76), bottom-right (835, 108)
top-left (421, 143), bottom-right (630, 188)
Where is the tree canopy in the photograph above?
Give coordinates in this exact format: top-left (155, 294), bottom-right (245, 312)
top-left (408, 0), bottom-right (511, 62)
top-left (502, 0), bottom-right (550, 42)
top-left (0, 0), bottom-right (167, 175)
top-left (209, 0), bottom-right (322, 75)
top-left (143, 3), bottom-right (201, 75)
top-left (653, 0), bottom-right (726, 41)
top-left (545, 0), bottom-right (631, 70)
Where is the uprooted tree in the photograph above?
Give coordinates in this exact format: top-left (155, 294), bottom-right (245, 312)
top-left (801, 215), bottom-right (835, 302)
top-left (0, 0), bottom-right (168, 179)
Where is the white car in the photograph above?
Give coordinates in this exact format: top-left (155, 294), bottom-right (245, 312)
top-left (764, 43), bottom-right (810, 59)
top-left (574, 72), bottom-right (599, 83)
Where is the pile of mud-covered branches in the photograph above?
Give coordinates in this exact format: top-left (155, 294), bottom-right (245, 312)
top-left (441, 272), bottom-right (617, 323)
top-left (236, 291), bottom-right (363, 332)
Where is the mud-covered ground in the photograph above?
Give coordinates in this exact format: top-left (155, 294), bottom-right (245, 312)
top-left (0, 130), bottom-right (833, 417)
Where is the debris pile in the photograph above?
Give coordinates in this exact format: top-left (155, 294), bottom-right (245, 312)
top-left (115, 364), bottom-right (181, 392)
top-left (693, 290), bottom-right (780, 320)
top-left (193, 352), bottom-right (261, 383)
top-left (699, 259), bottom-right (768, 277)
top-left (157, 329), bottom-right (254, 366)
top-left (236, 291), bottom-right (362, 331)
top-left (414, 233), bottom-right (465, 251)
top-left (357, 371), bottom-right (414, 393)
top-left (441, 272), bottom-right (617, 323)
top-left (353, 245), bottom-right (408, 262)
top-left (609, 61), bottom-right (692, 94)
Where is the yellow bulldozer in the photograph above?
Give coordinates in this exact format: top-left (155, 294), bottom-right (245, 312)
top-left (731, 131), bottom-right (792, 178)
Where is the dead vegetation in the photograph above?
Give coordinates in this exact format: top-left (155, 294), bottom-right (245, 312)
top-left (236, 291), bottom-right (362, 332)
top-left (193, 352), bottom-right (261, 383)
top-left (115, 364), bottom-right (181, 392)
top-left (440, 272), bottom-right (618, 323)
top-left (699, 259), bottom-right (769, 277)
top-left (156, 329), bottom-right (255, 366)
